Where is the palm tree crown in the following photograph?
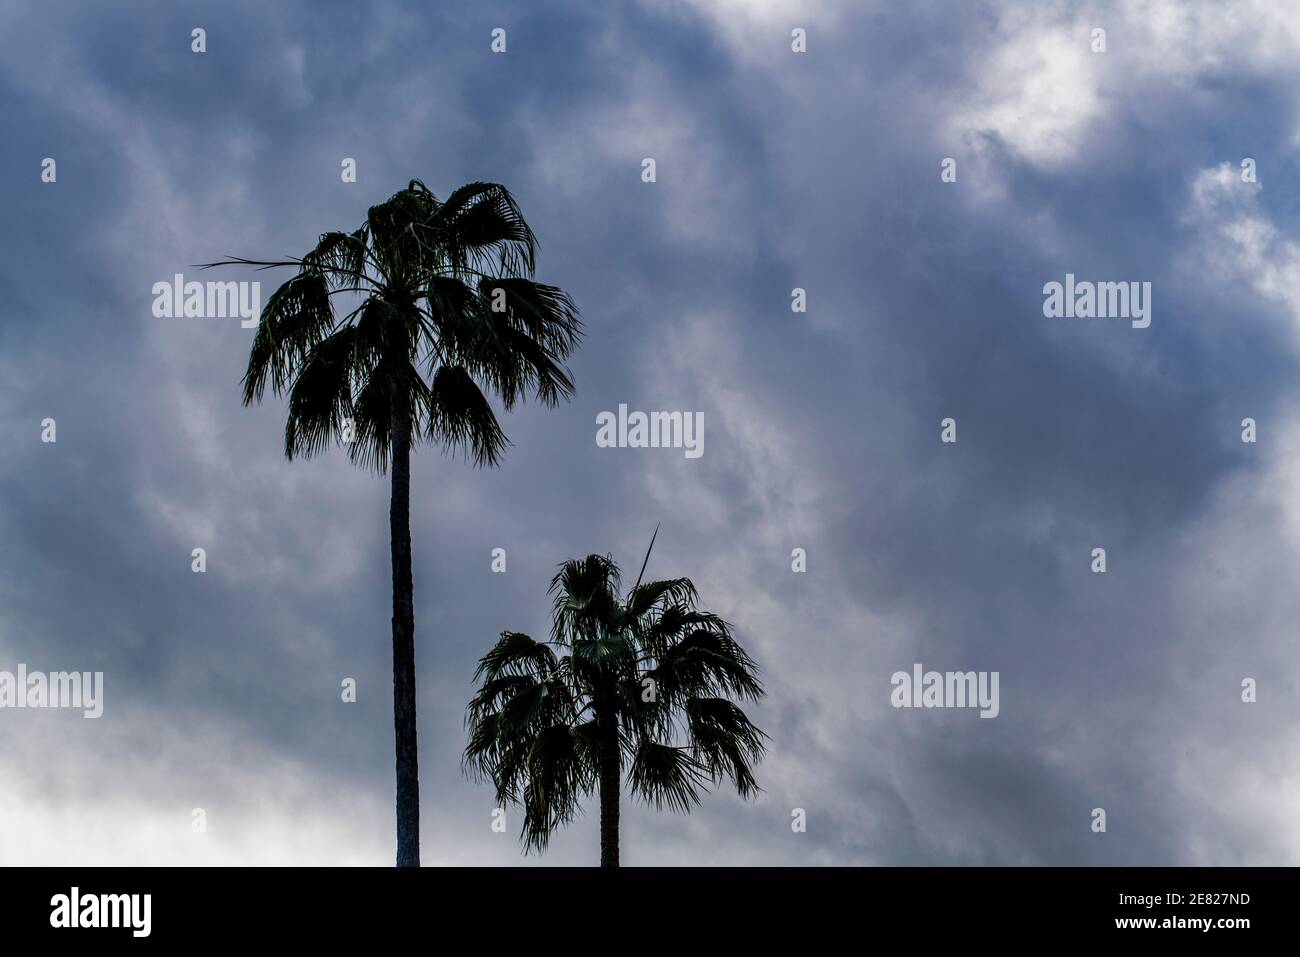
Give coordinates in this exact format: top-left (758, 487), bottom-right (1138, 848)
top-left (464, 534), bottom-right (767, 865)
top-left (228, 179), bottom-right (581, 468)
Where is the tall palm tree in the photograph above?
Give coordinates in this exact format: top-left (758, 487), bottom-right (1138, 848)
top-left (464, 533), bottom-right (767, 866)
top-left (205, 180), bottom-right (582, 866)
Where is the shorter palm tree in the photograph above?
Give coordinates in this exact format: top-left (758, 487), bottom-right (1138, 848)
top-left (464, 532), bottom-right (767, 866)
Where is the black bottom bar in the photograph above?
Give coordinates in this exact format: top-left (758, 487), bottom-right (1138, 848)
top-left (5, 866), bottom-right (1289, 943)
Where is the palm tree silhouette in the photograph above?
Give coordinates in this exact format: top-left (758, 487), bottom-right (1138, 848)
top-left (464, 531), bottom-right (767, 866)
top-left (206, 180), bottom-right (582, 866)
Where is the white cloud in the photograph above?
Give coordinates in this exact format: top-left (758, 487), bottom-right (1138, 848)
top-left (951, 0), bottom-right (1300, 170)
top-left (1183, 162), bottom-right (1300, 346)
top-left (0, 704), bottom-right (391, 865)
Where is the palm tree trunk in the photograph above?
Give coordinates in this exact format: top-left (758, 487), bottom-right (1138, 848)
top-left (390, 407), bottom-right (420, 867)
top-left (597, 698), bottom-right (620, 867)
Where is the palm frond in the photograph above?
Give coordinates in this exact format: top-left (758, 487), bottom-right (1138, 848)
top-left (685, 696), bottom-right (768, 799)
top-left (424, 364), bottom-right (509, 466)
top-left (367, 180), bottom-right (439, 279)
top-left (283, 326), bottom-right (357, 460)
top-left (425, 182), bottom-right (537, 278)
top-left (466, 673), bottom-right (541, 716)
top-left (302, 230), bottom-right (373, 288)
top-left (549, 554), bottom-right (622, 645)
top-left (476, 277), bottom-right (581, 357)
top-left (473, 631), bottom-right (559, 683)
top-left (518, 723), bottom-right (593, 853)
top-left (628, 740), bottom-right (708, 813)
top-left (242, 271), bottom-right (334, 404)
top-left (655, 628), bottom-right (764, 702)
top-left (626, 577), bottom-right (700, 623)
top-left (345, 365), bottom-right (395, 473)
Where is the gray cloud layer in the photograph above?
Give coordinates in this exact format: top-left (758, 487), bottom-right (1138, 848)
top-left (2, 0), bottom-right (1299, 865)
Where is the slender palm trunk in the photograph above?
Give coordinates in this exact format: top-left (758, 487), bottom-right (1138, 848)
top-left (597, 697), bottom-right (620, 867)
top-left (390, 408), bottom-right (420, 867)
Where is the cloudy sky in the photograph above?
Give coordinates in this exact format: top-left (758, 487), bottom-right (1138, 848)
top-left (2, 0), bottom-right (1299, 866)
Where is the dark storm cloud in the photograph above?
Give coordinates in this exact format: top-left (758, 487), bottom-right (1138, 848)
top-left (2, 0), bottom-right (1299, 864)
